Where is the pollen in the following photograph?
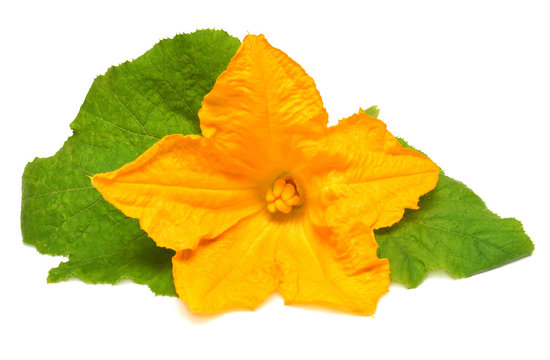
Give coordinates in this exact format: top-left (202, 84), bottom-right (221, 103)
top-left (266, 177), bottom-right (302, 214)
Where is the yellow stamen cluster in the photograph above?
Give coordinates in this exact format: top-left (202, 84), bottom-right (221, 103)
top-left (266, 178), bottom-right (301, 214)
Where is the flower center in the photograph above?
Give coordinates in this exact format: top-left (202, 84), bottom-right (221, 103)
top-left (265, 176), bottom-right (302, 214)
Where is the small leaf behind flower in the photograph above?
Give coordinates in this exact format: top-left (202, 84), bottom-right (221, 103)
top-left (363, 105), bottom-right (380, 118)
top-left (374, 136), bottom-right (534, 288)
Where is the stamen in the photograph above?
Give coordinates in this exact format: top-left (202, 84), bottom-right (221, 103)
top-left (272, 179), bottom-right (286, 197)
top-left (265, 188), bottom-right (275, 203)
top-left (286, 195), bottom-right (300, 206)
top-left (275, 199), bottom-right (292, 214)
top-left (280, 183), bottom-right (296, 201)
top-left (265, 175), bottom-right (302, 214)
top-left (266, 202), bottom-right (276, 213)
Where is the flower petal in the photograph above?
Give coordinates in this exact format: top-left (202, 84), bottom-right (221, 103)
top-left (92, 134), bottom-right (263, 251)
top-left (172, 212), bottom-right (280, 314)
top-left (199, 34), bottom-right (328, 173)
top-left (307, 111), bottom-right (439, 230)
top-left (173, 209), bottom-right (388, 315)
top-left (277, 221), bottom-right (389, 315)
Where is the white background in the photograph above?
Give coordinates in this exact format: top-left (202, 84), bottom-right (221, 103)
top-left (1, 1), bottom-right (549, 359)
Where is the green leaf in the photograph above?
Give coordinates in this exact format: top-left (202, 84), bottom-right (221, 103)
top-left (363, 105), bottom-right (380, 118)
top-left (21, 29), bottom-right (241, 296)
top-left (374, 138), bottom-right (534, 288)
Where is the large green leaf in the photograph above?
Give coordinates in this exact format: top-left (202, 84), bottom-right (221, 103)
top-left (21, 29), bottom-right (241, 296)
top-left (374, 138), bottom-right (534, 288)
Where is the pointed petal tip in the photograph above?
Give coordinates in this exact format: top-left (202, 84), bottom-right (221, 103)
top-left (90, 172), bottom-right (111, 189)
top-left (240, 34), bottom-right (272, 55)
top-left (242, 33), bottom-right (266, 44)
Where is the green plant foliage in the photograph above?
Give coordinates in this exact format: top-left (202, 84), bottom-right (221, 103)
top-left (21, 29), bottom-right (241, 296)
top-left (21, 32), bottom-right (533, 299)
top-left (375, 138), bottom-right (534, 288)
top-left (363, 105), bottom-right (380, 118)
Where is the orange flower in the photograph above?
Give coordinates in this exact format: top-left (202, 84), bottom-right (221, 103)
top-left (92, 35), bottom-right (439, 315)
